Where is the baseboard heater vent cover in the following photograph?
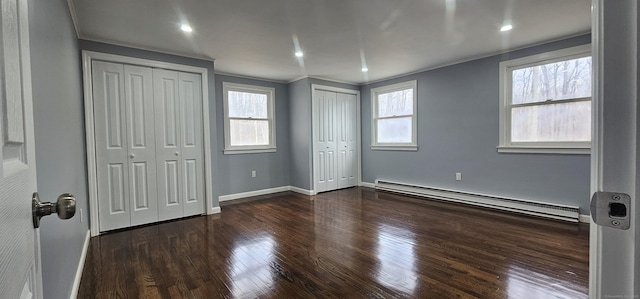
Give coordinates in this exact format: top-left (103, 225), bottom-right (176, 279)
top-left (375, 180), bottom-right (580, 222)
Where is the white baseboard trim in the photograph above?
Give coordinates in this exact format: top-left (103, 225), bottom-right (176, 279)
top-left (210, 206), bottom-right (221, 214)
top-left (70, 230), bottom-right (90, 299)
top-left (219, 186), bottom-right (290, 202)
top-left (359, 181), bottom-right (375, 188)
top-left (579, 214), bottom-right (592, 223)
top-left (290, 186), bottom-right (315, 195)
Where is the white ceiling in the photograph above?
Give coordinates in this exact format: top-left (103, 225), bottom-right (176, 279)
top-left (71, 0), bottom-right (591, 84)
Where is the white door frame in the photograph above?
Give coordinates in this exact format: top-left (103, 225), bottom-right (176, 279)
top-left (589, 0), bottom-right (639, 297)
top-left (589, 1), bottom-right (603, 295)
top-left (311, 84), bottom-right (361, 194)
top-left (82, 51), bottom-right (215, 236)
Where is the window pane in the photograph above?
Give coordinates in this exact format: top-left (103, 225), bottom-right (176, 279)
top-left (511, 101), bottom-right (591, 142)
top-left (377, 117), bottom-right (412, 143)
top-left (378, 89), bottom-right (413, 117)
top-left (228, 91), bottom-right (268, 118)
top-left (511, 56), bottom-right (591, 104)
top-left (230, 119), bottom-right (270, 146)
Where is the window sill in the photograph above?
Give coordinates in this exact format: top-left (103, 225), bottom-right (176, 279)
top-left (371, 145), bottom-right (418, 151)
top-left (224, 148), bottom-right (276, 155)
top-left (497, 146), bottom-right (590, 155)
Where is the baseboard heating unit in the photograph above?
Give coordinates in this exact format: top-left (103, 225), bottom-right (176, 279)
top-left (375, 180), bottom-right (580, 222)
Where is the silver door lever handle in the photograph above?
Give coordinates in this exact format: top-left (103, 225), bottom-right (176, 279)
top-left (32, 192), bottom-right (76, 228)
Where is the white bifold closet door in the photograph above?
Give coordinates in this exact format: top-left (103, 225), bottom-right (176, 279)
top-left (93, 61), bottom-right (158, 231)
top-left (313, 90), bottom-right (357, 193)
top-left (93, 61), bottom-right (205, 232)
top-left (336, 92), bottom-right (357, 189)
top-left (153, 69), bottom-right (204, 221)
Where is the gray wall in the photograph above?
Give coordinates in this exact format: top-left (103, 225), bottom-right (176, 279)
top-left (288, 78), bottom-right (312, 190)
top-left (288, 77), bottom-right (359, 191)
top-left (360, 34), bottom-right (592, 213)
top-left (29, 0), bottom-right (88, 298)
top-left (215, 74), bottom-right (290, 195)
top-left (78, 40), bottom-right (220, 206)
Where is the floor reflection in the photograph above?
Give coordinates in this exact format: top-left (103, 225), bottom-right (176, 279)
top-left (228, 234), bottom-right (275, 298)
top-left (375, 223), bottom-right (418, 295)
top-left (506, 264), bottom-right (586, 299)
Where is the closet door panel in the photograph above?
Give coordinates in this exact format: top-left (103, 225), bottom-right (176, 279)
top-left (337, 93), bottom-right (357, 188)
top-left (313, 90), bottom-right (326, 192)
top-left (131, 162), bottom-right (150, 209)
top-left (313, 90), bottom-right (338, 192)
top-left (153, 69), bottom-right (184, 221)
top-left (124, 65), bottom-right (158, 226)
top-left (106, 164), bottom-right (126, 214)
top-left (337, 92), bottom-right (348, 188)
top-left (346, 93), bottom-right (357, 187)
top-left (183, 158), bottom-right (199, 210)
top-left (163, 160), bottom-right (180, 204)
top-left (179, 72), bottom-right (205, 216)
top-left (92, 61), bottom-right (130, 231)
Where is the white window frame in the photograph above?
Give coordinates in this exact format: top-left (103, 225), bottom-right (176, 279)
top-left (371, 80), bottom-right (418, 151)
top-left (498, 44), bottom-right (592, 155)
top-left (223, 82), bottom-right (276, 154)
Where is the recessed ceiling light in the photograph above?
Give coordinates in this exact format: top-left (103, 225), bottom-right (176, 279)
top-left (180, 24), bottom-right (193, 33)
top-left (361, 67), bottom-right (368, 72)
top-left (295, 51), bottom-right (304, 57)
top-left (500, 24), bottom-right (513, 32)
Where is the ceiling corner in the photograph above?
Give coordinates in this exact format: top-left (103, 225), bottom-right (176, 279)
top-left (65, 0), bottom-right (80, 38)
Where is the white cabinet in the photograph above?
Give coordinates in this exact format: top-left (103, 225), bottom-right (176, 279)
top-left (92, 61), bottom-right (204, 231)
top-left (313, 90), bottom-right (357, 193)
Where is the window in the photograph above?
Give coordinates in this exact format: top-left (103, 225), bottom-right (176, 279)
top-left (223, 82), bottom-right (276, 154)
top-left (499, 45), bottom-right (592, 154)
top-left (371, 80), bottom-right (418, 151)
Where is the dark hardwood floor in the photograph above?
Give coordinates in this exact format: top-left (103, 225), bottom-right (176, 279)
top-left (77, 187), bottom-right (589, 298)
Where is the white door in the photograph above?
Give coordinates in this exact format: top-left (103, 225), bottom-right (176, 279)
top-left (177, 72), bottom-right (204, 217)
top-left (124, 65), bottom-right (158, 226)
top-left (313, 90), bottom-right (338, 193)
top-left (0, 0), bottom-right (43, 298)
top-left (590, 0), bottom-right (639, 297)
top-left (154, 69), bottom-right (182, 221)
top-left (93, 62), bottom-right (158, 231)
top-left (93, 61), bottom-right (130, 231)
top-left (314, 89), bottom-right (358, 193)
top-left (154, 69), bottom-right (205, 221)
top-left (337, 93), bottom-right (357, 189)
